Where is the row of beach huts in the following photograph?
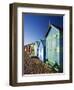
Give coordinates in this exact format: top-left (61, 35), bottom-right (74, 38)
top-left (24, 24), bottom-right (63, 71)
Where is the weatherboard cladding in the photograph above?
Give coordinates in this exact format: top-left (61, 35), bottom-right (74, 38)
top-left (24, 24), bottom-right (63, 66)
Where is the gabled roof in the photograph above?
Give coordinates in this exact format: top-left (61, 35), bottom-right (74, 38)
top-left (40, 39), bottom-right (46, 46)
top-left (45, 25), bottom-right (51, 38)
top-left (45, 24), bottom-right (63, 38)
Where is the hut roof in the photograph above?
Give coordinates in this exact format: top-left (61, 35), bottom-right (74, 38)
top-left (45, 24), bottom-right (63, 38)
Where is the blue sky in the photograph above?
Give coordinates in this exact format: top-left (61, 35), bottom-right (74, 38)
top-left (23, 13), bottom-right (63, 45)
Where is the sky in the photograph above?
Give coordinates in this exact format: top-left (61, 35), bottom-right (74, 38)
top-left (23, 13), bottom-right (63, 45)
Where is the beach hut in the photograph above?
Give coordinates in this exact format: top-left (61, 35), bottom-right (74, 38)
top-left (38, 40), bottom-right (46, 62)
top-left (45, 24), bottom-right (61, 66)
top-left (34, 41), bottom-right (40, 56)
